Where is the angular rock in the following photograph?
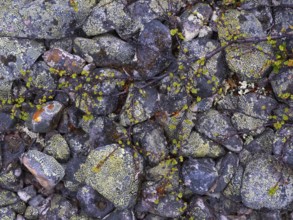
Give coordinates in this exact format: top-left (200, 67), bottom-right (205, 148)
top-left (0, 112), bottom-right (16, 133)
top-left (73, 35), bottom-right (135, 67)
top-left (136, 20), bottom-right (173, 79)
top-left (24, 206), bottom-right (39, 220)
top-left (179, 131), bottom-right (225, 158)
top-left (48, 38), bottom-right (73, 52)
top-left (120, 85), bottom-right (158, 126)
top-left (186, 197), bottom-right (214, 219)
top-left (223, 165), bottom-right (244, 202)
top-left (0, 190), bottom-right (18, 207)
top-left (245, 128), bottom-right (275, 154)
top-left (0, 0), bottom-right (96, 39)
top-left (0, 80), bottom-right (12, 103)
top-left (104, 209), bottom-right (136, 220)
top-left (77, 185), bottom-right (114, 218)
top-left (0, 207), bottom-right (16, 220)
top-left (133, 121), bottom-right (168, 166)
top-left (30, 61), bottom-right (57, 90)
top-left (43, 48), bottom-right (86, 75)
top-left (241, 154), bottom-right (293, 209)
top-left (270, 68), bottom-right (293, 107)
top-left (65, 131), bottom-right (91, 156)
top-left (82, 144), bottom-right (143, 209)
top-left (179, 38), bottom-right (227, 98)
top-left (195, 110), bottom-right (243, 152)
top-left (44, 133), bottom-right (70, 162)
top-left (182, 158), bottom-right (218, 195)
top-left (0, 167), bottom-right (23, 191)
top-left (217, 10), bottom-right (272, 80)
top-left (17, 185), bottom-right (37, 203)
top-left (0, 37), bottom-right (45, 81)
top-left (28, 101), bottom-right (64, 133)
top-left (20, 150), bottom-right (65, 190)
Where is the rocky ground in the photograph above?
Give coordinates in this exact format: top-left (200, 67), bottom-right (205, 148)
top-left (0, 0), bottom-right (292, 219)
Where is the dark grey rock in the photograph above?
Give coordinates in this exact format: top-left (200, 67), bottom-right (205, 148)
top-left (179, 38), bottom-right (227, 98)
top-left (20, 150), bottom-right (65, 190)
top-left (104, 209), bottom-right (136, 220)
top-left (241, 154), bottom-right (293, 209)
top-left (189, 97), bottom-right (214, 113)
top-left (30, 61), bottom-right (57, 90)
top-left (0, 189), bottom-right (18, 207)
top-left (133, 121), bottom-right (168, 166)
top-left (48, 38), bottom-right (73, 52)
top-left (186, 197), bottom-right (214, 219)
top-left (245, 128), bottom-right (275, 153)
top-left (82, 144), bottom-right (144, 209)
top-left (44, 133), bottom-right (70, 162)
top-left (10, 200), bottom-right (26, 215)
top-left (273, 104), bottom-right (293, 124)
top-left (0, 0), bottom-right (96, 39)
top-left (27, 101), bottom-right (64, 133)
top-left (195, 110), bottom-right (243, 152)
top-left (182, 158), bottom-right (218, 195)
top-left (214, 152), bottom-right (239, 193)
top-left (273, 126), bottom-right (293, 168)
top-left (0, 80), bottom-right (12, 103)
top-left (24, 206), bottom-right (38, 220)
top-left (0, 167), bottom-right (23, 191)
top-left (17, 185), bottom-right (37, 203)
top-left (217, 10), bottom-right (272, 80)
top-left (179, 131), bottom-right (225, 159)
top-left (120, 85), bottom-right (158, 126)
top-left (270, 68), bottom-right (293, 107)
top-left (73, 35), bottom-right (135, 67)
top-left (0, 207), bottom-right (16, 220)
top-left (28, 195), bottom-right (45, 207)
top-left (65, 131), bottom-right (91, 156)
top-left (0, 112), bottom-right (16, 133)
top-left (77, 185), bottom-right (114, 218)
top-left (0, 37), bottom-right (45, 81)
top-left (136, 20), bottom-right (173, 79)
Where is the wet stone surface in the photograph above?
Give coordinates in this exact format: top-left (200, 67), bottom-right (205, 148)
top-left (0, 1), bottom-right (292, 219)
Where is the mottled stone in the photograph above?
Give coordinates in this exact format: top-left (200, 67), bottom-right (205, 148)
top-left (28, 101), bottom-right (64, 133)
top-left (241, 154), bottom-right (293, 209)
top-left (0, 167), bottom-right (23, 191)
top-left (186, 197), bottom-right (214, 219)
top-left (17, 185), bottom-right (36, 203)
top-left (82, 144), bottom-right (143, 209)
top-left (182, 158), bottom-right (218, 195)
top-left (179, 38), bottom-right (227, 98)
top-left (0, 112), bottom-right (16, 133)
top-left (104, 209), bottom-right (136, 220)
top-left (77, 185), bottom-right (114, 218)
top-left (0, 37), bottom-right (45, 81)
top-left (24, 206), bottom-right (38, 220)
top-left (65, 131), bottom-right (90, 156)
top-left (179, 131), bottom-right (225, 158)
top-left (43, 48), bottom-right (86, 75)
top-left (21, 150), bottom-right (65, 190)
top-left (30, 61), bottom-right (57, 90)
top-left (73, 36), bottom-right (135, 67)
top-left (0, 207), bottom-right (16, 220)
top-left (44, 133), bottom-right (70, 162)
top-left (0, 190), bottom-right (18, 207)
top-left (48, 38), bottom-right (73, 52)
top-left (0, 80), bottom-right (12, 103)
top-left (218, 10), bottom-right (272, 80)
top-left (195, 110), bottom-right (243, 152)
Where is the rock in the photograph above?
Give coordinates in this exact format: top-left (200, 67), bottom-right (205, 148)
top-left (17, 185), bottom-right (37, 203)
top-left (43, 48), bottom-right (86, 75)
top-left (179, 38), bottom-right (227, 98)
top-left (48, 38), bottom-right (73, 52)
top-left (82, 144), bottom-right (143, 209)
top-left (77, 185), bottom-right (114, 218)
top-left (217, 10), bottom-right (272, 80)
top-left (120, 85), bottom-right (158, 126)
top-left (0, 0), bottom-right (96, 39)
top-left (73, 35), bottom-right (135, 67)
top-left (179, 131), bottom-right (225, 158)
top-left (28, 101), bottom-right (64, 133)
top-left (28, 195), bottom-right (45, 207)
top-left (273, 126), bottom-right (293, 168)
top-left (186, 197), bottom-right (214, 219)
top-left (0, 189), bottom-right (18, 207)
top-left (104, 209), bottom-right (136, 220)
top-left (10, 200), bottom-right (26, 215)
top-left (24, 206), bottom-right (39, 220)
top-left (65, 131), bottom-right (90, 156)
top-left (180, 3), bottom-right (213, 41)
top-left (136, 20), bottom-right (173, 79)
top-left (241, 154), bottom-right (293, 209)
top-left (182, 158), bottom-right (218, 195)
top-left (0, 37), bottom-right (45, 81)
top-left (0, 207), bottom-right (16, 220)
top-left (44, 133), bottom-right (70, 162)
top-left (82, 0), bottom-right (139, 38)
top-left (133, 121), bottom-right (168, 166)
top-left (0, 166), bottom-right (23, 191)
top-left (30, 62), bottom-right (57, 90)
top-left (270, 68), bottom-right (293, 107)
top-left (195, 110), bottom-right (243, 152)
top-left (0, 112), bottom-right (16, 133)
top-left (189, 97), bottom-right (214, 113)
top-left (245, 128), bottom-right (275, 154)
top-left (20, 150), bottom-right (65, 190)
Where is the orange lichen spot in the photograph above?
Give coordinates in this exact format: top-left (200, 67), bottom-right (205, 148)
top-left (47, 103), bottom-right (54, 110)
top-left (46, 49), bottom-right (61, 63)
top-left (33, 108), bottom-right (44, 122)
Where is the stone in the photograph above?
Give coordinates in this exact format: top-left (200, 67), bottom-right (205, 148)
top-left (44, 133), bottom-right (70, 162)
top-left (28, 101), bottom-right (64, 133)
top-left (136, 20), bottom-right (173, 79)
top-left (73, 35), bottom-right (135, 67)
top-left (182, 158), bottom-right (218, 195)
top-left (133, 121), bottom-right (168, 166)
top-left (20, 150), bottom-right (65, 190)
top-left (17, 185), bottom-right (37, 203)
top-left (82, 144), bottom-right (143, 209)
top-left (186, 197), bottom-right (214, 219)
top-left (245, 128), bottom-right (275, 153)
top-left (120, 85), bottom-right (158, 126)
top-left (30, 61), bottom-right (57, 90)
top-left (104, 209), bottom-right (136, 220)
top-left (43, 48), bottom-right (86, 75)
top-left (0, 167), bottom-right (23, 191)
top-left (0, 37), bottom-right (45, 81)
top-left (77, 185), bottom-right (114, 218)
top-left (24, 206), bottom-right (39, 220)
top-left (65, 131), bottom-right (90, 156)
top-left (48, 38), bottom-right (73, 52)
top-left (217, 9), bottom-right (272, 80)
top-left (195, 110), bottom-right (243, 152)
top-left (0, 207), bottom-right (16, 220)
top-left (179, 131), bottom-right (225, 158)
top-left (0, 190), bottom-right (18, 207)
top-left (241, 154), bottom-right (293, 209)
top-left (0, 112), bottom-right (16, 133)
